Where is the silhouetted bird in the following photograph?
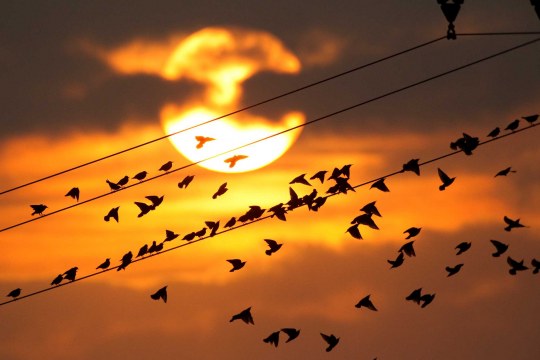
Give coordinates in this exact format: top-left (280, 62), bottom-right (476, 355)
top-left (50, 274), bottom-right (63, 286)
top-left (212, 182), bottom-right (228, 199)
top-left (106, 179), bottom-right (121, 191)
top-left (399, 241), bottom-right (416, 257)
top-left (194, 227), bottom-right (207, 238)
top-left (487, 127), bottom-right (500, 138)
top-left (522, 114), bottom-right (538, 125)
top-left (116, 175), bottom-right (129, 187)
top-left (134, 202), bottom-right (152, 218)
top-left (159, 161), bottom-right (173, 172)
top-left (370, 178), bottom-right (390, 192)
top-left (290, 173), bottom-right (311, 186)
top-left (503, 216), bottom-right (526, 231)
top-left (287, 187), bottom-right (302, 210)
top-left (346, 224), bottom-right (362, 240)
top-left (489, 240), bottom-right (509, 257)
top-left (355, 294), bottom-right (378, 311)
top-left (360, 201), bottom-right (382, 217)
top-left (455, 241), bottom-right (471, 255)
top-left (224, 217), bottom-right (237, 228)
top-left (146, 195), bottom-right (164, 209)
top-left (178, 175), bottom-right (195, 189)
top-left (531, 258), bottom-right (540, 274)
top-left (230, 307), bottom-right (254, 324)
top-left (495, 167), bottom-right (516, 177)
top-left (263, 331), bottom-right (280, 347)
top-left (150, 286), bottom-right (168, 303)
top-left (137, 244), bottom-right (148, 258)
top-left (164, 230), bottom-right (179, 242)
top-left (268, 203), bottom-right (288, 221)
top-left (507, 256), bottom-right (529, 275)
top-left (405, 288), bottom-right (423, 304)
top-left (30, 204), bottom-right (48, 216)
top-left (104, 206), bottom-right (120, 222)
top-left (326, 177), bottom-right (355, 195)
top-left (309, 196), bottom-right (327, 212)
top-left (402, 158), bottom-right (420, 176)
top-left (63, 267), bottom-right (78, 281)
top-left (132, 171), bottom-right (147, 181)
top-left (117, 251), bottom-right (133, 271)
top-left (264, 239), bottom-right (283, 256)
top-left (404, 227), bottom-right (421, 239)
top-left (320, 333), bottom-right (340, 352)
top-left (446, 263), bottom-right (464, 277)
top-left (65, 187), bottom-right (80, 202)
top-left (7, 288), bottom-right (21, 298)
top-left (96, 258), bottom-right (110, 270)
top-left (310, 170), bottom-right (327, 184)
top-left (227, 259), bottom-right (246, 272)
top-left (327, 167), bottom-right (343, 182)
top-left (224, 155), bottom-right (248, 168)
top-left (438, 168), bottom-right (455, 191)
top-left (351, 213), bottom-right (379, 230)
top-left (195, 135), bottom-right (215, 149)
top-left (420, 293), bottom-right (436, 308)
top-left (505, 119), bottom-right (520, 132)
top-left (450, 133), bottom-right (479, 155)
top-left (148, 241), bottom-right (160, 254)
top-left (388, 252), bottom-right (405, 269)
top-left (340, 164), bottom-right (352, 178)
top-left (281, 328), bottom-right (300, 343)
top-left (183, 232), bottom-right (196, 241)
top-left (202, 221), bottom-right (219, 237)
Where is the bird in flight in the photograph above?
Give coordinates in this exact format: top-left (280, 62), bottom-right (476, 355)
top-left (178, 175), bottom-right (195, 189)
top-left (404, 227), bottom-right (421, 239)
top-left (399, 241), bottom-right (416, 257)
top-left (351, 213), bottom-right (380, 230)
top-left (159, 161), bottom-right (173, 172)
top-left (370, 178), bottom-right (390, 192)
top-left (489, 240), bottom-right (509, 257)
top-left (405, 288), bottom-right (423, 304)
top-left (388, 252), bottom-right (405, 269)
top-left (507, 256), bottom-right (529, 275)
top-left (281, 328), bottom-right (300, 343)
top-left (104, 206), bottom-right (120, 222)
top-left (212, 182), bottom-right (228, 199)
top-left (227, 259), bottom-right (246, 272)
top-left (360, 201), bottom-right (382, 217)
top-left (438, 168), bottom-right (455, 191)
top-left (224, 155), bottom-right (248, 168)
top-left (263, 331), bottom-right (280, 347)
top-left (132, 171), bottom-right (147, 181)
top-left (134, 201), bottom-right (152, 218)
top-left (290, 173), bottom-right (311, 186)
top-left (106, 179), bottom-right (121, 191)
top-left (494, 167), bottom-right (516, 177)
top-left (164, 230), bottom-right (179, 242)
top-left (486, 127), bottom-right (500, 138)
top-left (522, 114), bottom-right (538, 125)
top-left (96, 258), bottom-right (110, 270)
top-left (446, 263), bottom-right (464, 277)
top-left (402, 158), bottom-right (421, 176)
top-left (264, 239), bottom-right (283, 256)
top-left (503, 216), bottom-right (526, 232)
top-left (7, 288), bottom-right (21, 299)
top-left (505, 119), bottom-right (520, 132)
top-left (310, 170), bottom-right (327, 184)
top-left (531, 258), bottom-right (540, 274)
top-left (346, 224), bottom-right (362, 240)
top-left (420, 293), bottom-right (436, 308)
top-left (65, 187), bottom-right (80, 202)
top-left (355, 294), bottom-right (378, 311)
top-left (30, 204), bottom-right (48, 216)
top-left (320, 333), bottom-right (340, 352)
top-left (195, 135), bottom-right (216, 149)
top-left (455, 241), bottom-right (472, 255)
top-left (229, 307), bottom-right (254, 324)
top-left (150, 286), bottom-right (168, 303)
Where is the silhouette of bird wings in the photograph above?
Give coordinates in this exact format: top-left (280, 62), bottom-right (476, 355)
top-left (264, 239), bottom-right (283, 255)
top-left (30, 204), bottom-right (48, 216)
top-left (355, 294), bottom-right (378, 311)
top-left (263, 331), bottom-right (280, 347)
top-left (230, 307), bottom-right (254, 324)
top-left (399, 241), bottom-right (416, 257)
top-left (455, 241), bottom-right (471, 255)
top-left (388, 252), bottom-right (405, 269)
top-left (370, 178), bottom-right (390, 192)
top-left (494, 167), bottom-right (516, 177)
top-left (281, 328), bottom-right (300, 342)
top-left (446, 263), bottom-right (463, 277)
top-left (360, 201), bottom-right (382, 217)
top-left (437, 168), bottom-right (455, 191)
top-left (405, 288), bottom-right (423, 304)
top-left (503, 216), bottom-right (526, 231)
top-left (290, 173), bottom-right (311, 186)
top-left (346, 224), bottom-right (362, 240)
top-left (195, 135), bottom-right (216, 149)
top-left (159, 161), bottom-right (173, 172)
top-left (489, 240), bottom-right (509, 257)
top-left (134, 202), bottom-right (152, 217)
top-left (104, 206), bottom-right (120, 222)
top-left (402, 158), bottom-right (420, 176)
top-left (164, 229), bottom-right (179, 241)
top-left (531, 258), bottom-right (540, 274)
top-left (227, 259), bottom-right (246, 272)
top-left (224, 155), bottom-right (248, 168)
top-left (178, 175), bottom-right (195, 189)
top-left (507, 256), bottom-right (528, 275)
top-left (404, 227), bottom-right (421, 239)
top-left (420, 293), bottom-right (436, 308)
top-left (320, 333), bottom-right (340, 352)
top-left (212, 182), bottom-right (228, 199)
top-left (150, 286), bottom-right (168, 303)
top-left (310, 170), bottom-right (327, 184)
top-left (351, 213), bottom-right (379, 230)
top-left (65, 187), bottom-right (80, 201)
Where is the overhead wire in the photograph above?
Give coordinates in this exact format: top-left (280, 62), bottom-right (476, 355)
top-left (1, 30), bottom-right (539, 197)
top-left (1, 121), bottom-right (538, 307)
top-left (0, 35), bottom-right (538, 233)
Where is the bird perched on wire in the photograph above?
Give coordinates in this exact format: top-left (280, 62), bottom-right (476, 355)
top-left (505, 119), bottom-right (520, 132)
top-left (522, 114), bottom-right (538, 125)
top-left (195, 135), bottom-right (216, 149)
top-left (401, 158), bottom-right (421, 176)
top-left (263, 331), bottom-right (280, 347)
top-left (96, 258), bottom-right (110, 270)
top-left (117, 251), bottom-right (133, 271)
top-left (159, 161), bottom-right (173, 172)
top-left (224, 155), bottom-right (248, 168)
top-left (370, 178), bottom-right (390, 192)
top-left (227, 259), bottom-right (246, 272)
top-left (438, 168), bottom-right (455, 191)
top-left (212, 182), bottom-right (228, 199)
top-left (106, 179), bottom-right (121, 191)
top-left (50, 274), bottom-right (63, 286)
top-left (132, 171), bottom-right (147, 182)
top-left (65, 187), bottom-right (80, 202)
top-left (320, 333), bottom-right (340, 352)
top-left (507, 256), bottom-right (529, 275)
top-left (63, 267), bottom-right (78, 281)
top-left (264, 239), bottom-right (283, 256)
top-left (486, 127), bottom-right (500, 138)
top-left (489, 240), bottom-right (509, 257)
top-left (503, 216), bottom-right (526, 232)
top-left (116, 175), bottom-right (129, 187)
top-left (150, 286), bottom-right (168, 303)
top-left (7, 288), bottom-right (21, 299)
top-left (30, 204), bottom-right (48, 216)
top-left (229, 307), bottom-right (254, 324)
top-left (224, 217), bottom-right (237, 228)
top-left (355, 294), bottom-right (378, 311)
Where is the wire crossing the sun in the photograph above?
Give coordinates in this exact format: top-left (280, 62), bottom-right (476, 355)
top-left (1, 31), bottom-right (539, 197)
top-left (1, 121), bottom-right (537, 307)
top-left (0, 35), bottom-right (538, 234)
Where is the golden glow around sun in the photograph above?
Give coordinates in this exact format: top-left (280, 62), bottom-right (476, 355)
top-left (162, 106), bottom-right (305, 173)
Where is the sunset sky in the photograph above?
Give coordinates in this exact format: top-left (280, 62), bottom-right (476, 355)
top-left (1, 1), bottom-right (539, 359)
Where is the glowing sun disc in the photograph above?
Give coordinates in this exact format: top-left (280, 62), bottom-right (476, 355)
top-left (163, 108), bottom-right (305, 173)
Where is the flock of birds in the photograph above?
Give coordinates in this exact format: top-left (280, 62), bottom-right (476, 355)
top-left (6, 113), bottom-right (539, 354)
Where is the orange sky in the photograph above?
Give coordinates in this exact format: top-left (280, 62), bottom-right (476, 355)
top-left (1, 2), bottom-right (539, 359)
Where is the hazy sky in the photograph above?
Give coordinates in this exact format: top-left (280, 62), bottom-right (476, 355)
top-left (1, 1), bottom-right (539, 359)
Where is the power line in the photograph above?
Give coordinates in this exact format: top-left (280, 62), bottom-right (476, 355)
top-left (1, 121), bottom-right (537, 308)
top-left (1, 36), bottom-right (538, 234)
top-left (2, 30), bottom-right (538, 197)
